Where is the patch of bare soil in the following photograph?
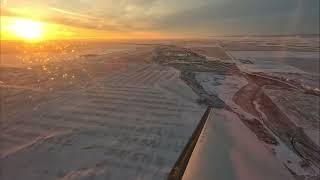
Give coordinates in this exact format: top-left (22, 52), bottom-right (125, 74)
top-left (233, 82), bottom-right (261, 117)
top-left (231, 82), bottom-right (279, 145)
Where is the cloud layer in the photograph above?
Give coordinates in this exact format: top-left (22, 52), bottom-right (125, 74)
top-left (1, 0), bottom-right (319, 36)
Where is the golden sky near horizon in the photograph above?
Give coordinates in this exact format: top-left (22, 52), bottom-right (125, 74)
top-left (0, 0), bottom-right (173, 40)
top-left (0, 0), bottom-right (318, 41)
top-left (1, 16), bottom-right (164, 41)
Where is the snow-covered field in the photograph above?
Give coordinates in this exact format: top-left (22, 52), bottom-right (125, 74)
top-left (229, 51), bottom-right (319, 59)
top-left (228, 50), bottom-right (320, 90)
top-left (1, 63), bottom-right (205, 180)
top-left (263, 87), bottom-right (320, 146)
top-left (2, 39), bottom-right (319, 179)
top-left (0, 44), bottom-right (137, 68)
top-left (195, 73), bottom-right (248, 111)
top-left (229, 51), bottom-right (320, 74)
top-left (229, 51), bottom-right (319, 74)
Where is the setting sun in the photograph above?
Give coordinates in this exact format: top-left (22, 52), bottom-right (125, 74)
top-left (8, 19), bottom-right (44, 40)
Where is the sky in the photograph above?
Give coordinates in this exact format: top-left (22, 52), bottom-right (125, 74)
top-left (0, 0), bottom-right (319, 39)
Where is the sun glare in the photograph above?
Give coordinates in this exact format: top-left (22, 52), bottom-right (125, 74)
top-left (8, 19), bottom-right (43, 41)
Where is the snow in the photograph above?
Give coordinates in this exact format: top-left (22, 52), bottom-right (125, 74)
top-left (1, 64), bottom-right (205, 180)
top-left (228, 50), bottom-right (320, 92)
top-left (239, 63), bottom-right (306, 74)
top-left (263, 87), bottom-right (320, 147)
top-left (195, 73), bottom-right (248, 102)
top-left (195, 73), bottom-right (255, 119)
top-left (228, 50), bottom-right (319, 75)
top-left (229, 51), bottom-right (319, 59)
top-left (254, 101), bottom-right (319, 176)
top-left (0, 44), bottom-right (136, 68)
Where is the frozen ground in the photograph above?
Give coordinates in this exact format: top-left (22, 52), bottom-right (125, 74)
top-left (230, 51), bottom-right (314, 73)
top-left (229, 51), bottom-right (319, 75)
top-left (1, 45), bottom-right (206, 180)
top-left (1, 38), bottom-right (319, 180)
top-left (0, 42), bottom-right (143, 68)
top-left (195, 73), bottom-right (249, 115)
top-left (263, 87), bottom-right (320, 146)
top-left (228, 49), bottom-right (320, 90)
top-left (229, 51), bottom-right (319, 59)
top-left (219, 36), bottom-right (319, 52)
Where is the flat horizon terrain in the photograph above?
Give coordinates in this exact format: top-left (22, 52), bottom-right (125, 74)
top-left (1, 37), bottom-right (319, 180)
